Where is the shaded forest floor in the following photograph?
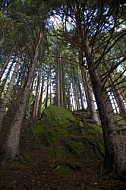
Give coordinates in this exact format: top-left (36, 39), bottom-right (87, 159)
top-left (0, 132), bottom-right (126, 190)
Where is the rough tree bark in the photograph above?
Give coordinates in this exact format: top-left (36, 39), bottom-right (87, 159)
top-left (33, 71), bottom-right (41, 119)
top-left (0, 54), bottom-right (21, 131)
top-left (56, 50), bottom-right (61, 106)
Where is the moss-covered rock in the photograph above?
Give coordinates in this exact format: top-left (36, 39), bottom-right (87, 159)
top-left (65, 140), bottom-right (83, 158)
top-left (47, 146), bottom-right (68, 158)
top-left (41, 106), bottom-right (75, 127)
top-left (54, 165), bottom-right (72, 175)
top-left (30, 107), bottom-right (104, 160)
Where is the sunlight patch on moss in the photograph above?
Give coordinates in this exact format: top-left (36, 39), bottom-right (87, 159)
top-left (43, 106), bottom-right (75, 127)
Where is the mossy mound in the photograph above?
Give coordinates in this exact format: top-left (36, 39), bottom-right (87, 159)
top-left (41, 106), bottom-right (75, 127)
top-left (31, 106), bottom-right (104, 160)
top-left (55, 165), bottom-right (72, 175)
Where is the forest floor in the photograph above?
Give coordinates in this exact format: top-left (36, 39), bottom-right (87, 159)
top-left (0, 136), bottom-right (126, 190)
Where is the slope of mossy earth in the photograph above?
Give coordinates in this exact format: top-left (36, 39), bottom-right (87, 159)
top-left (0, 106), bottom-right (126, 189)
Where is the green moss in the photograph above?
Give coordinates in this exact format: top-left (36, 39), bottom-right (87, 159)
top-left (97, 142), bottom-right (105, 157)
top-left (79, 121), bottom-right (84, 127)
top-left (42, 106), bottom-right (75, 127)
top-left (47, 147), bottom-right (55, 157)
top-left (28, 107), bottom-right (104, 160)
top-left (42, 127), bottom-right (68, 147)
top-left (81, 142), bottom-right (104, 160)
top-left (8, 163), bottom-right (21, 171)
top-left (55, 165), bottom-right (71, 175)
top-left (80, 122), bottom-right (102, 137)
top-left (42, 130), bottom-right (58, 146)
top-left (34, 125), bottom-right (44, 134)
top-left (47, 146), bottom-right (67, 158)
top-left (31, 123), bottom-right (69, 146)
top-left (65, 140), bottom-right (83, 157)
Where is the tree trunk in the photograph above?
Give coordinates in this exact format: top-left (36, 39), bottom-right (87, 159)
top-left (102, 60), bottom-right (126, 119)
top-left (0, 48), bottom-right (14, 80)
top-left (2, 31), bottom-right (43, 161)
top-left (78, 80), bottom-right (85, 110)
top-left (56, 51), bottom-right (61, 106)
top-left (33, 71), bottom-right (41, 119)
top-left (38, 74), bottom-right (44, 118)
top-left (112, 85), bottom-right (126, 119)
top-left (84, 36), bottom-right (126, 178)
top-left (0, 60), bottom-right (14, 96)
top-left (80, 65), bottom-right (101, 125)
top-left (45, 72), bottom-right (49, 108)
top-left (66, 82), bottom-right (71, 109)
top-left (0, 55), bottom-right (21, 131)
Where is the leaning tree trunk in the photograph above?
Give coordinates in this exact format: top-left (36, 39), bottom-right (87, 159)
top-left (2, 31), bottom-right (43, 161)
top-left (84, 36), bottom-right (126, 178)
